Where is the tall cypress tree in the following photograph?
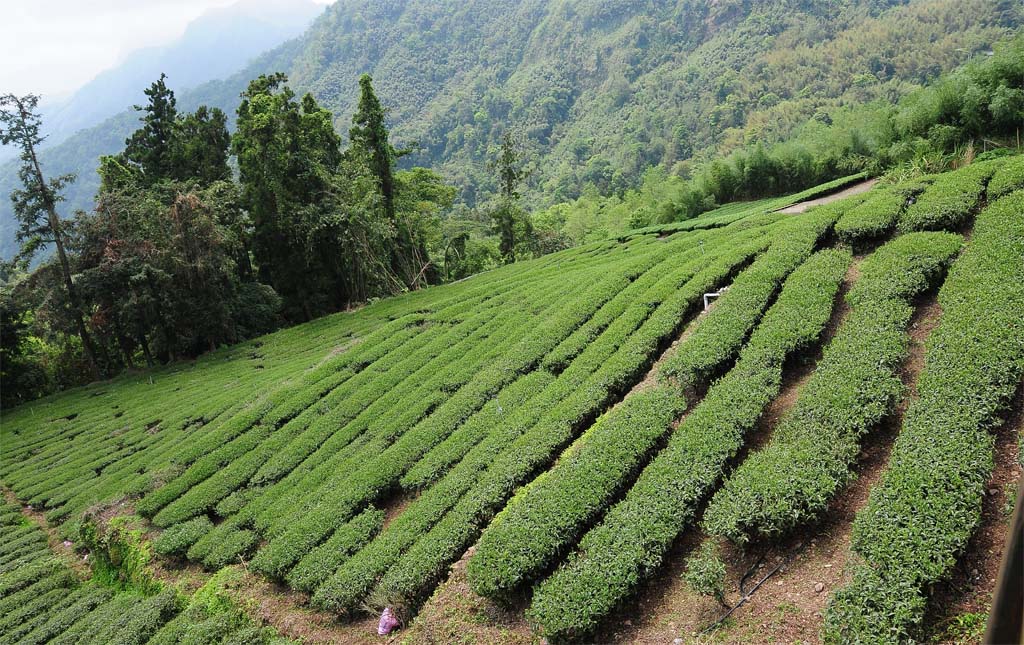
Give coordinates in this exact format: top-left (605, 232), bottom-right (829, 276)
top-left (349, 74), bottom-right (432, 286)
top-left (491, 131), bottom-right (528, 263)
top-left (350, 74), bottom-right (396, 221)
top-left (124, 73), bottom-right (178, 183)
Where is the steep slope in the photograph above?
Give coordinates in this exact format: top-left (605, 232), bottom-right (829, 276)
top-left (1, 158), bottom-right (1022, 643)
top-left (0, 0), bottom-right (1018, 259)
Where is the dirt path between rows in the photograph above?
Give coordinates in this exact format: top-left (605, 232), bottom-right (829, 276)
top-left (776, 179), bottom-right (878, 214)
top-left (1, 485), bottom-right (91, 578)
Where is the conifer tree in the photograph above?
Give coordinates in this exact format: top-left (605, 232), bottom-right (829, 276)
top-left (124, 73), bottom-right (178, 182)
top-left (491, 131), bottom-right (529, 263)
top-left (350, 74), bottom-right (396, 221)
top-left (0, 93), bottom-right (99, 376)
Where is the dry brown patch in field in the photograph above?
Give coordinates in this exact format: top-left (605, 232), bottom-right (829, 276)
top-left (381, 492), bottom-right (415, 530)
top-left (222, 568), bottom-right (385, 645)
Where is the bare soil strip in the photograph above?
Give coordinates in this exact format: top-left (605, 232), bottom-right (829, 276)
top-left (776, 179), bottom-right (878, 214)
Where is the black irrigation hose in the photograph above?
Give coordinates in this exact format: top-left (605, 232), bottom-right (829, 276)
top-left (737, 547), bottom-right (767, 596)
top-left (701, 542), bottom-right (806, 635)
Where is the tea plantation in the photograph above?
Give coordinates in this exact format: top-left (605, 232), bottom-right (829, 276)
top-left (2, 157), bottom-right (1022, 643)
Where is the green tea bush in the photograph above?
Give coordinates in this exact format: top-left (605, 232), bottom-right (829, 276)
top-left (897, 160), bottom-right (996, 232)
top-left (527, 246), bottom-right (849, 640)
top-left (659, 206), bottom-right (839, 390)
top-left (986, 154), bottom-right (1024, 199)
top-left (826, 192), bottom-right (1024, 643)
top-left (683, 542), bottom-right (727, 605)
top-left (364, 233), bottom-right (781, 614)
top-left (834, 185), bottom-right (914, 244)
top-left (251, 263), bottom-right (666, 578)
top-left (703, 232), bottom-right (963, 545)
top-left (467, 386), bottom-right (686, 598)
top-left (153, 516), bottom-right (214, 557)
top-left (286, 507), bottom-right (384, 592)
top-left (312, 227), bottom-right (773, 613)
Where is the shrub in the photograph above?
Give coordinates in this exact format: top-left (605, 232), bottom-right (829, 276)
top-left (825, 192), bottom-right (1024, 642)
top-left (286, 508), bottom-right (384, 592)
top-left (365, 232), bottom-right (786, 614)
top-left (153, 516), bottom-right (214, 558)
top-left (313, 225), bottom-right (774, 613)
top-left (834, 185), bottom-right (913, 245)
top-left (467, 386), bottom-right (685, 598)
top-left (897, 160), bottom-right (997, 232)
top-left (986, 154), bottom-right (1024, 199)
top-left (683, 542), bottom-right (727, 606)
top-left (251, 261), bottom-right (687, 579)
top-left (18, 586), bottom-right (113, 645)
top-left (703, 232), bottom-right (963, 544)
top-left (660, 206), bottom-right (841, 390)
top-left (527, 246), bottom-right (849, 640)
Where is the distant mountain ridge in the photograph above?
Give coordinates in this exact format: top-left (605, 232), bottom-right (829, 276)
top-left (1, 0), bottom-right (1019, 259)
top-left (37, 0), bottom-right (323, 151)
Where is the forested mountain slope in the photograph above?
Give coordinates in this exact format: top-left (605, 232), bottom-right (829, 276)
top-left (0, 0), bottom-right (1018, 258)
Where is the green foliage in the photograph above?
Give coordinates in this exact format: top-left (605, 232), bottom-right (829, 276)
top-left (308, 225), bottom-right (767, 615)
top-left (0, 275), bottom-right (52, 407)
top-left (286, 507), bottom-right (385, 592)
top-left (703, 232), bottom-right (963, 545)
top-left (896, 160), bottom-right (997, 232)
top-left (153, 516), bottom-right (214, 558)
top-left (986, 154), bottom-right (1024, 199)
top-left (3, 0), bottom-right (1017, 264)
top-left (659, 208), bottom-right (847, 390)
top-left (109, 75), bottom-right (231, 190)
top-left (528, 242), bottom-right (850, 640)
top-left (1, 160), bottom-right (1021, 642)
top-left (683, 542), bottom-right (727, 605)
top-left (0, 498), bottom-right (290, 644)
top-left (78, 513), bottom-right (160, 595)
top-left (825, 191), bottom-right (1024, 643)
top-left (845, 232), bottom-right (964, 306)
top-left (468, 386), bottom-right (685, 599)
top-left (233, 73), bottom-right (345, 316)
top-left (834, 181), bottom-right (922, 245)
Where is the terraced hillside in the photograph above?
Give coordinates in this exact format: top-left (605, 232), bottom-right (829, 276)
top-left (1, 157), bottom-right (1022, 644)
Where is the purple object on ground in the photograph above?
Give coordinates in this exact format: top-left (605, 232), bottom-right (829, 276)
top-left (378, 607), bottom-right (399, 635)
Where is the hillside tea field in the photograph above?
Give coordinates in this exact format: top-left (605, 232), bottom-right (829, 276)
top-left (1, 158), bottom-right (1022, 644)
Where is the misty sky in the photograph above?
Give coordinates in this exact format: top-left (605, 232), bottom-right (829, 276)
top-left (1, 0), bottom-right (332, 100)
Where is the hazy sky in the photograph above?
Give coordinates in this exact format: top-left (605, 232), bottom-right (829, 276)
top-left (1, 0), bottom-right (332, 100)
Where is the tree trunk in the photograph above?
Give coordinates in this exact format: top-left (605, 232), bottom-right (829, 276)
top-left (22, 119), bottom-right (99, 379)
top-left (139, 332), bottom-right (155, 368)
top-left (112, 316), bottom-right (135, 370)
